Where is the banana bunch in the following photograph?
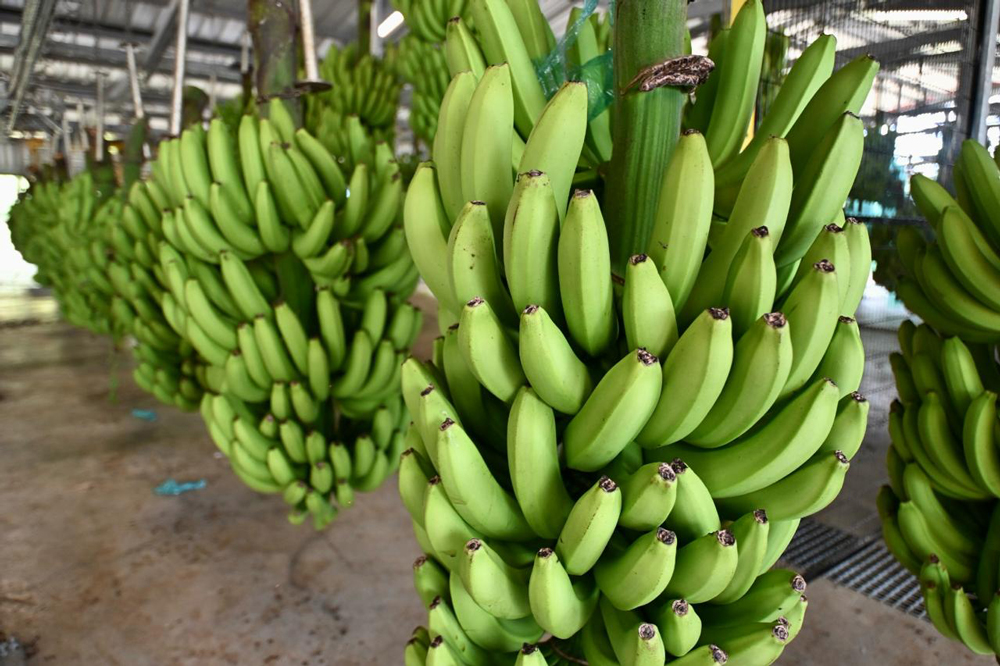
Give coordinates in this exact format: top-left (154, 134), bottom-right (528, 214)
top-left (397, 0), bottom-right (876, 660)
top-left (104, 177), bottom-right (207, 411)
top-left (392, 34), bottom-right (451, 144)
top-left (310, 42), bottom-right (400, 141)
top-left (9, 172), bottom-right (121, 335)
top-left (391, 0), bottom-right (472, 43)
top-left (146, 98), bottom-right (421, 528)
top-left (686, 0), bottom-right (878, 224)
top-left (305, 107), bottom-right (388, 175)
top-left (880, 321), bottom-right (1000, 657)
top-left (9, 166), bottom-right (207, 410)
top-left (889, 140), bottom-right (1000, 343)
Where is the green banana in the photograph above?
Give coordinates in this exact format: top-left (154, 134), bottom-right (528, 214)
top-left (558, 189), bottom-right (616, 357)
top-left (637, 307), bottom-right (733, 447)
top-left (564, 348), bottom-right (662, 472)
top-left (622, 253), bottom-right (678, 360)
top-left (518, 304), bottom-right (593, 415)
top-left (687, 312), bottom-right (792, 448)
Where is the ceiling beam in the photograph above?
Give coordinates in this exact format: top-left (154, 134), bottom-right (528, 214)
top-left (143, 0), bottom-right (180, 80)
top-left (0, 39), bottom-right (242, 84)
top-left (838, 26), bottom-right (964, 60)
top-left (0, 7), bottom-right (242, 58)
top-left (6, 0), bottom-right (60, 131)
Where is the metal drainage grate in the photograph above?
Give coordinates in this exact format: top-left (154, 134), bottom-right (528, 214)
top-left (778, 519), bottom-right (926, 619)
top-left (824, 540), bottom-right (926, 618)
top-left (778, 518), bottom-right (864, 579)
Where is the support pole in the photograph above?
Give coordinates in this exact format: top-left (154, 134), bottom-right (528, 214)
top-left (969, 0), bottom-right (1000, 144)
top-left (124, 41), bottom-right (145, 119)
top-left (169, 0), bottom-right (190, 135)
top-left (95, 71), bottom-right (106, 161)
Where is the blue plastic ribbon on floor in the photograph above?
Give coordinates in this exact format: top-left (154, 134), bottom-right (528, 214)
top-left (131, 408), bottom-right (157, 422)
top-left (154, 479), bottom-right (207, 496)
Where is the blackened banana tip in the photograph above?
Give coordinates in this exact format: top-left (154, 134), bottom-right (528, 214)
top-left (710, 645), bottom-right (728, 663)
top-left (764, 312), bottom-right (787, 328)
top-left (791, 574), bottom-right (807, 592)
top-left (598, 476), bottom-right (618, 492)
top-left (709, 307), bottom-right (730, 320)
top-left (672, 599), bottom-right (689, 615)
top-left (814, 259), bottom-right (835, 272)
top-left (752, 226), bottom-right (769, 237)
top-left (657, 462), bottom-right (677, 482)
top-left (717, 530), bottom-right (736, 547)
top-left (754, 509), bottom-right (768, 524)
top-left (629, 253), bottom-right (648, 265)
top-left (638, 623), bottom-right (657, 640)
top-left (657, 528), bottom-right (676, 545)
top-left (637, 348), bottom-right (658, 366)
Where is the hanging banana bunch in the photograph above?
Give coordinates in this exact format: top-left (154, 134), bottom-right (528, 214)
top-left (10, 172), bottom-right (120, 336)
top-left (387, 0), bottom-right (475, 146)
top-left (391, 0), bottom-right (473, 43)
top-left (104, 177), bottom-right (208, 411)
top-left (307, 42), bottom-right (401, 148)
top-left (8, 154), bottom-right (207, 410)
top-left (880, 140), bottom-right (1000, 657)
top-left (150, 96), bottom-right (420, 529)
top-left (391, 34), bottom-right (451, 145)
top-left (399, 0), bottom-right (877, 661)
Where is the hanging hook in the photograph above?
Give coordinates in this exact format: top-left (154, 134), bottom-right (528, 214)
top-left (169, 0), bottom-right (191, 135)
top-left (297, 0), bottom-right (331, 92)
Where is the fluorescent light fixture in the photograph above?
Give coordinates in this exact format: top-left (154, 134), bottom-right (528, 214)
top-left (377, 11), bottom-right (404, 38)
top-left (868, 9), bottom-right (968, 22)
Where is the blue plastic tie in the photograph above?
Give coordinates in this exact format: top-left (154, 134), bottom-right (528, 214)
top-left (131, 408), bottom-right (157, 422)
top-left (154, 478), bottom-right (207, 496)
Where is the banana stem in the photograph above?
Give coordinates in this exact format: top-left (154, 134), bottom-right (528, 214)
top-left (358, 0), bottom-right (373, 57)
top-left (605, 0), bottom-right (688, 273)
top-left (248, 0), bottom-right (302, 125)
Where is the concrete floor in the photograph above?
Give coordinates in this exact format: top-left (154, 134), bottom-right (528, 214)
top-left (0, 294), bottom-right (993, 664)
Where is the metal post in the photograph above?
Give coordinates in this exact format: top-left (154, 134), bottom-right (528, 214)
top-left (241, 30), bottom-right (251, 75)
top-left (370, 0), bottom-right (381, 57)
top-left (169, 0), bottom-right (190, 135)
top-left (297, 0), bottom-right (331, 91)
top-left (124, 41), bottom-right (145, 119)
top-left (76, 102), bottom-right (89, 152)
top-left (208, 73), bottom-right (218, 114)
top-left (95, 72), bottom-right (106, 161)
top-left (61, 108), bottom-right (70, 158)
top-left (970, 0), bottom-right (1000, 143)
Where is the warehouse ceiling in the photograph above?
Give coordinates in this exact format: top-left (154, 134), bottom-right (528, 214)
top-left (0, 0), bottom-right (996, 139)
